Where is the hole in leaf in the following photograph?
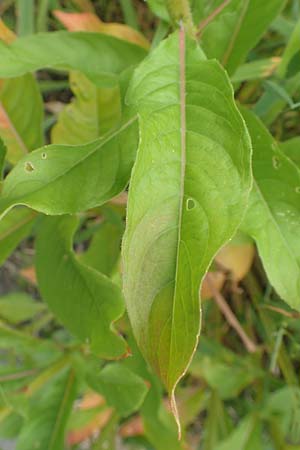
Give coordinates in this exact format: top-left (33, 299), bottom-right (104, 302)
top-left (24, 162), bottom-right (34, 172)
top-left (186, 198), bottom-right (196, 211)
top-left (272, 156), bottom-right (281, 169)
top-left (41, 152), bottom-right (47, 159)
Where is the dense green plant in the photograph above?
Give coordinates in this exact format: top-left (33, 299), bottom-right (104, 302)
top-left (0, 0), bottom-right (300, 449)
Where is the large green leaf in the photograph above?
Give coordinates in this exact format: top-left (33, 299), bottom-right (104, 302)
top-left (0, 75), bottom-right (44, 164)
top-left (36, 215), bottom-right (126, 358)
top-left (241, 108), bottom-right (300, 310)
top-left (0, 32), bottom-right (147, 86)
top-left (0, 115), bottom-right (138, 220)
top-left (122, 30), bottom-right (252, 424)
top-left (0, 207), bottom-right (35, 265)
top-left (51, 72), bottom-right (121, 145)
top-left (200, 0), bottom-right (285, 75)
top-left (16, 367), bottom-right (77, 450)
top-left (87, 362), bottom-right (149, 417)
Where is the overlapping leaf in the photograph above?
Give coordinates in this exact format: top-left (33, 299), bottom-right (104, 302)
top-left (51, 72), bottom-right (121, 145)
top-left (51, 9), bottom-right (144, 145)
top-left (241, 108), bottom-right (300, 310)
top-left (199, 0), bottom-right (285, 75)
top-left (36, 215), bottom-right (126, 358)
top-left (122, 29), bottom-right (252, 426)
top-left (0, 115), bottom-right (138, 220)
top-left (0, 32), bottom-right (147, 86)
top-left (53, 10), bottom-right (149, 49)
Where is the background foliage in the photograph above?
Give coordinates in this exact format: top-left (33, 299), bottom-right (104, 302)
top-left (0, 1), bottom-right (300, 449)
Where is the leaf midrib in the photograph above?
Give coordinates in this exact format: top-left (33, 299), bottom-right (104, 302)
top-left (221, 0), bottom-right (250, 68)
top-left (168, 27), bottom-right (187, 391)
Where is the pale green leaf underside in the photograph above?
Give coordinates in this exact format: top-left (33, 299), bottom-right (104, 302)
top-left (241, 108), bottom-right (300, 310)
top-left (36, 215), bottom-right (126, 358)
top-left (0, 116), bottom-right (138, 220)
top-left (123, 31), bottom-right (252, 398)
top-left (0, 32), bottom-right (147, 86)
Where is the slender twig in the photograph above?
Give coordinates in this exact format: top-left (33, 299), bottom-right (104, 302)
top-left (197, 0), bottom-right (231, 37)
top-left (206, 273), bottom-right (257, 353)
top-left (261, 304), bottom-right (300, 319)
top-left (270, 325), bottom-right (286, 374)
top-left (0, 369), bottom-right (38, 383)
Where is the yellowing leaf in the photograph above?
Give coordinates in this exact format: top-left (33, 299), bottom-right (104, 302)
top-left (53, 10), bottom-right (150, 49)
top-left (0, 19), bottom-right (15, 44)
top-left (215, 243), bottom-right (255, 281)
top-left (51, 71), bottom-right (121, 145)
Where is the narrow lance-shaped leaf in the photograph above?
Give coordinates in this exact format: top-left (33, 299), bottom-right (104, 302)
top-left (16, 368), bottom-right (77, 450)
top-left (122, 29), bottom-right (252, 430)
top-left (0, 32), bottom-right (147, 86)
top-left (0, 114), bottom-right (138, 220)
top-left (240, 108), bottom-right (300, 310)
top-left (36, 215), bottom-right (127, 358)
top-left (199, 0), bottom-right (286, 75)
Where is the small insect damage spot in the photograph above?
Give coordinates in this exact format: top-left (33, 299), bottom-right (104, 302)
top-left (272, 156), bottom-right (281, 170)
top-left (24, 161), bottom-right (34, 172)
top-left (186, 198), bottom-right (196, 211)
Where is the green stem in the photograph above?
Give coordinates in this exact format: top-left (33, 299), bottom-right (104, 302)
top-left (166, 0), bottom-right (196, 38)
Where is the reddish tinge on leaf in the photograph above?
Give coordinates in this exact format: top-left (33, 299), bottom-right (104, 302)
top-left (53, 10), bottom-right (150, 49)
